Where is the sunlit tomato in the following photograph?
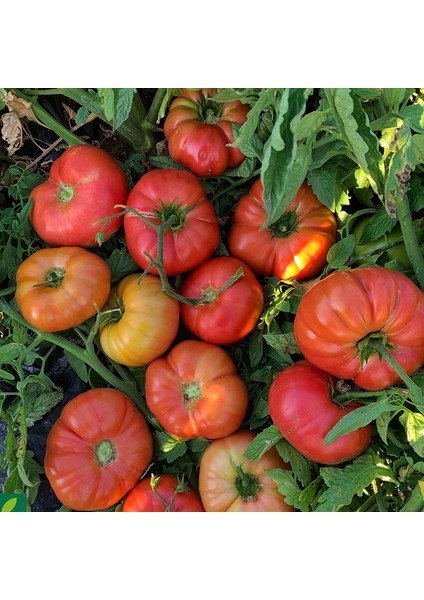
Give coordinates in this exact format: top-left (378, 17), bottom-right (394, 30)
top-left (124, 168), bottom-right (219, 276)
top-left (145, 340), bottom-right (248, 440)
top-left (164, 88), bottom-right (250, 177)
top-left (15, 246), bottom-right (111, 332)
top-left (268, 360), bottom-right (372, 465)
top-left (294, 266), bottom-right (424, 390)
top-left (198, 430), bottom-right (295, 512)
top-left (29, 144), bottom-right (128, 247)
top-left (122, 474), bottom-right (204, 512)
top-left (44, 388), bottom-right (153, 511)
top-left (181, 256), bottom-right (264, 346)
top-left (99, 273), bottom-right (180, 367)
top-left (228, 179), bottom-right (337, 280)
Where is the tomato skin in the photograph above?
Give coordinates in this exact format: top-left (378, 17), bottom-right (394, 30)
top-left (124, 168), bottom-right (219, 276)
top-left (164, 88), bottom-right (250, 177)
top-left (99, 273), bottom-right (180, 367)
top-left (268, 360), bottom-right (372, 465)
top-left (180, 256), bottom-right (264, 346)
top-left (15, 246), bottom-right (111, 332)
top-left (198, 430), bottom-right (295, 512)
top-left (122, 475), bottom-right (204, 512)
top-left (44, 388), bottom-right (153, 511)
top-left (145, 340), bottom-right (248, 440)
top-left (228, 179), bottom-right (337, 280)
top-left (29, 144), bottom-right (128, 247)
top-left (294, 266), bottom-right (424, 390)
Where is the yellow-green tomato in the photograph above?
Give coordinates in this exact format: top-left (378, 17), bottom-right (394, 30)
top-left (99, 273), bottom-right (180, 367)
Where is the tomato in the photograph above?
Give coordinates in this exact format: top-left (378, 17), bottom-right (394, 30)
top-left (99, 273), bottom-right (180, 367)
top-left (180, 256), bottom-right (264, 346)
top-left (163, 88), bottom-right (250, 177)
top-left (44, 388), bottom-right (153, 511)
top-left (15, 246), bottom-right (111, 332)
top-left (228, 179), bottom-right (337, 280)
top-left (268, 360), bottom-right (372, 465)
top-left (198, 430), bottom-right (295, 512)
top-left (29, 144), bottom-right (128, 247)
top-left (145, 340), bottom-right (248, 440)
top-left (122, 474), bottom-right (204, 512)
top-left (124, 168), bottom-right (219, 276)
top-left (294, 266), bottom-right (424, 390)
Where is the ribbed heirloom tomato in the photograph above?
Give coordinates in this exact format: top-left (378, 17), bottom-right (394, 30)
top-left (124, 168), bottom-right (219, 275)
top-left (145, 340), bottom-right (248, 440)
top-left (122, 475), bottom-right (204, 512)
top-left (15, 246), bottom-right (111, 332)
top-left (294, 266), bottom-right (424, 390)
top-left (99, 273), bottom-right (180, 367)
top-left (44, 388), bottom-right (153, 511)
top-left (198, 430), bottom-right (295, 512)
top-left (29, 144), bottom-right (128, 247)
top-left (181, 256), bottom-right (264, 346)
top-left (268, 360), bottom-right (372, 465)
top-left (164, 88), bottom-right (250, 177)
top-left (228, 179), bottom-right (337, 280)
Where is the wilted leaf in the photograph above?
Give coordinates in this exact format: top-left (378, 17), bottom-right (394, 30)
top-left (1, 111), bottom-right (23, 155)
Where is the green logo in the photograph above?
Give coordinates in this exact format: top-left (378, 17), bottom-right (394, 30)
top-left (0, 493), bottom-right (27, 512)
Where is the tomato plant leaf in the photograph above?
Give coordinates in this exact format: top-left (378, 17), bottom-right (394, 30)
top-left (113, 88), bottom-right (136, 130)
top-left (400, 481), bottom-right (424, 512)
top-left (324, 88), bottom-right (384, 198)
top-left (63, 349), bottom-right (89, 384)
top-left (383, 89), bottom-right (409, 111)
top-left (266, 468), bottom-right (309, 511)
top-left (98, 88), bottom-right (115, 122)
top-left (231, 88), bottom-right (277, 149)
top-left (261, 88), bottom-right (312, 227)
top-left (263, 332), bottom-right (299, 356)
top-left (106, 248), bottom-right (138, 284)
top-left (399, 104), bottom-right (424, 134)
top-left (384, 123), bottom-right (415, 217)
top-left (324, 398), bottom-right (398, 446)
top-left (275, 438), bottom-right (312, 487)
top-left (351, 89), bottom-right (383, 99)
top-left (357, 208), bottom-right (398, 244)
top-left (316, 452), bottom-right (398, 512)
top-left (307, 160), bottom-right (338, 210)
top-left (243, 425), bottom-right (282, 461)
top-left (326, 234), bottom-right (356, 269)
top-left (400, 410), bottom-right (424, 457)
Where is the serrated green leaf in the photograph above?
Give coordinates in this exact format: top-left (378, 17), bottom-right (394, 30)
top-left (376, 410), bottom-right (400, 444)
top-left (275, 438), bottom-right (312, 487)
top-left (399, 104), bottom-right (424, 134)
top-left (75, 106), bottom-right (90, 125)
top-left (25, 390), bottom-right (63, 427)
top-left (400, 410), bottom-right (424, 457)
top-left (324, 398), bottom-right (398, 446)
top-left (243, 425), bottom-right (282, 461)
top-left (98, 88), bottom-right (115, 122)
top-left (266, 468), bottom-right (308, 511)
top-left (307, 161), bottom-right (338, 210)
top-left (293, 109), bottom-right (328, 140)
top-left (149, 155), bottom-right (188, 170)
top-left (155, 431), bottom-right (187, 463)
top-left (231, 88), bottom-right (277, 149)
top-left (263, 332), bottom-right (300, 356)
top-left (326, 234), bottom-right (356, 269)
top-left (324, 88), bottom-right (384, 198)
top-left (106, 248), bottom-right (138, 285)
top-left (261, 88), bottom-right (312, 227)
top-left (358, 209), bottom-right (397, 244)
top-left (316, 453), bottom-right (398, 512)
top-left (113, 88), bottom-right (136, 130)
top-left (310, 137), bottom-right (351, 169)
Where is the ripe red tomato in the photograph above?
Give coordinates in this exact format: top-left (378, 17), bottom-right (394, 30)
top-left (294, 266), bottom-right (424, 390)
top-left (268, 360), bottom-right (372, 465)
top-left (164, 88), bottom-right (250, 177)
top-left (99, 273), bottom-right (180, 367)
top-left (228, 179), bottom-right (337, 280)
top-left (198, 430), bottom-right (296, 512)
top-left (145, 340), bottom-right (248, 440)
top-left (180, 256), bottom-right (264, 346)
top-left (124, 168), bottom-right (219, 276)
top-left (29, 144), bottom-right (128, 247)
top-left (44, 388), bottom-right (153, 511)
top-left (15, 246), bottom-right (111, 332)
top-left (122, 474), bottom-right (204, 512)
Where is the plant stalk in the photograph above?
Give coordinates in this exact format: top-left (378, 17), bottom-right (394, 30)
top-left (396, 193), bottom-right (424, 289)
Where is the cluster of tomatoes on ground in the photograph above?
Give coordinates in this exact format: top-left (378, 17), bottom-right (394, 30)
top-left (14, 89), bottom-right (424, 511)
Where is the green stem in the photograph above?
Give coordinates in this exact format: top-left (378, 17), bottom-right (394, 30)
top-left (396, 193), bottom-right (424, 289)
top-left (146, 88), bottom-right (167, 125)
top-left (369, 340), bottom-right (424, 413)
top-left (0, 300), bottom-right (157, 427)
top-left (333, 390), bottom-right (385, 403)
top-left (12, 90), bottom-right (84, 147)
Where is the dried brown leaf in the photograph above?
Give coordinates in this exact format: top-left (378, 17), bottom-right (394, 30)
top-left (1, 111), bottom-right (23, 155)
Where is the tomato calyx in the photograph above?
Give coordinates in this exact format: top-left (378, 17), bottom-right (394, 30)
top-left (182, 381), bottom-right (202, 406)
top-left (153, 200), bottom-right (188, 232)
top-left (197, 267), bottom-right (245, 305)
top-left (356, 331), bottom-right (397, 367)
top-left (33, 267), bottom-right (66, 289)
top-left (56, 183), bottom-right (75, 204)
top-left (232, 460), bottom-right (261, 502)
top-left (267, 210), bottom-right (299, 239)
top-left (94, 439), bottom-right (117, 467)
top-left (197, 92), bottom-right (223, 124)
top-left (150, 474), bottom-right (188, 512)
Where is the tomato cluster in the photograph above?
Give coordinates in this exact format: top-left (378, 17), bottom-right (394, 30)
top-left (15, 94), bottom-right (424, 512)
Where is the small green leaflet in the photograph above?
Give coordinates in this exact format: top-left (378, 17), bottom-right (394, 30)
top-left (243, 424), bottom-right (282, 461)
top-left (326, 234), bottom-right (356, 269)
top-left (266, 468), bottom-right (309, 511)
top-left (383, 89), bottom-right (409, 111)
top-left (98, 88), bottom-right (136, 130)
top-left (261, 88), bottom-right (312, 227)
top-left (399, 104), bottom-right (424, 134)
top-left (315, 452), bottom-right (398, 512)
top-left (155, 431), bottom-right (187, 463)
top-left (231, 88), bottom-right (277, 150)
top-left (324, 398), bottom-right (399, 446)
top-left (324, 88), bottom-right (384, 199)
top-left (400, 410), bottom-right (424, 457)
top-left (63, 350), bottom-right (89, 383)
top-left (357, 209), bottom-right (398, 244)
top-left (275, 438), bottom-right (312, 487)
top-left (263, 332), bottom-right (300, 357)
